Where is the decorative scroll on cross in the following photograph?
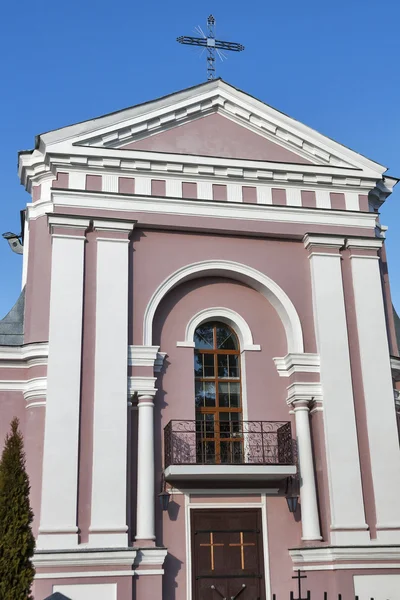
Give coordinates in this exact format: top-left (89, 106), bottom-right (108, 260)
top-left (177, 15), bottom-right (245, 80)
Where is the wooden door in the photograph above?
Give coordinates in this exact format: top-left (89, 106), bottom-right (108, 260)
top-left (191, 509), bottom-right (266, 600)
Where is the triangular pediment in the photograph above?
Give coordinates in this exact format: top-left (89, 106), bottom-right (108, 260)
top-left (32, 79), bottom-right (387, 178)
top-left (120, 113), bottom-right (313, 164)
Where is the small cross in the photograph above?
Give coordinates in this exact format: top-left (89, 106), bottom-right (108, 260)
top-left (292, 569), bottom-right (308, 600)
top-left (200, 532), bottom-right (224, 571)
top-left (229, 531), bottom-right (255, 570)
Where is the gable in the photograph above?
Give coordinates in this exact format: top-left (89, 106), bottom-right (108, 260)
top-left (121, 113), bottom-right (312, 164)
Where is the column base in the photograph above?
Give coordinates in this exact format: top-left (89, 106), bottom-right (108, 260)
top-left (36, 532), bottom-right (79, 550)
top-left (88, 531), bottom-right (128, 547)
top-left (330, 529), bottom-right (370, 545)
top-left (135, 537), bottom-right (157, 547)
top-left (375, 527), bottom-right (400, 544)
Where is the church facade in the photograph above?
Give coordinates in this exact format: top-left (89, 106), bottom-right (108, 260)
top-left (1, 79), bottom-right (400, 600)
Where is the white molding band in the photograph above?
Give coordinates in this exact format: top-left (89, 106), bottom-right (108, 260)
top-left (38, 226), bottom-right (88, 549)
top-left (89, 233), bottom-right (132, 547)
top-left (348, 240), bottom-right (400, 542)
top-left (304, 234), bottom-right (369, 545)
top-left (273, 353), bottom-right (320, 377)
top-left (143, 260), bottom-right (304, 353)
top-left (177, 306), bottom-right (261, 351)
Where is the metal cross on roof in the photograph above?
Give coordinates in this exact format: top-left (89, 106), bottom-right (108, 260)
top-left (177, 15), bottom-right (245, 81)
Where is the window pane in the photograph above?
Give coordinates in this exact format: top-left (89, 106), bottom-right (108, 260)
top-left (203, 353), bottom-right (214, 378)
top-left (230, 382), bottom-right (240, 407)
top-left (194, 354), bottom-right (203, 377)
top-left (228, 355), bottom-right (239, 378)
top-left (218, 382), bottom-right (229, 407)
top-left (216, 325), bottom-right (238, 350)
top-left (195, 381), bottom-right (216, 407)
top-left (218, 382), bottom-right (240, 408)
top-left (217, 354), bottom-right (229, 378)
top-left (194, 324), bottom-right (214, 349)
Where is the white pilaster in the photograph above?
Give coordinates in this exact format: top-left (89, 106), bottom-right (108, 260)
top-left (304, 234), bottom-right (369, 545)
top-left (88, 220), bottom-right (135, 548)
top-left (348, 238), bottom-right (400, 543)
top-left (133, 378), bottom-right (157, 542)
top-left (292, 400), bottom-right (322, 541)
top-left (38, 215), bottom-right (90, 549)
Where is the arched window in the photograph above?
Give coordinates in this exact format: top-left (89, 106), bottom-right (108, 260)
top-left (194, 321), bottom-right (242, 464)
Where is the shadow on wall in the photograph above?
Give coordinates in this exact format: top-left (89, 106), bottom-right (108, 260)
top-left (162, 552), bottom-right (183, 600)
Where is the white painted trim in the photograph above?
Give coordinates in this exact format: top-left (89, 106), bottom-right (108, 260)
top-left (177, 307), bottom-right (261, 351)
top-left (0, 342), bottom-right (49, 366)
top-left (32, 80), bottom-right (385, 177)
top-left (143, 260), bottom-right (304, 353)
top-left (286, 382), bottom-right (323, 403)
top-left (135, 547), bottom-right (168, 565)
top-left (92, 219), bottom-right (136, 232)
top-left (172, 487), bottom-right (279, 495)
top-left (35, 570), bottom-right (164, 579)
top-left (48, 214), bottom-right (91, 230)
top-left (33, 549), bottom-right (137, 568)
top-left (52, 190), bottom-right (378, 231)
top-left (292, 564), bottom-right (400, 572)
top-left (128, 376), bottom-right (157, 396)
top-left (346, 237), bottom-right (383, 250)
top-left (128, 345), bottom-right (160, 367)
top-left (291, 546), bottom-right (400, 562)
top-left (165, 464), bottom-right (296, 481)
top-left (273, 353), bottom-right (320, 377)
top-left (261, 494), bottom-right (272, 600)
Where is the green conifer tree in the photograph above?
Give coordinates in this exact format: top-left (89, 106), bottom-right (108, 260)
top-left (0, 417), bottom-right (35, 599)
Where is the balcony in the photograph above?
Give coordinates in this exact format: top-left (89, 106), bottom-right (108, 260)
top-left (164, 420), bottom-right (296, 483)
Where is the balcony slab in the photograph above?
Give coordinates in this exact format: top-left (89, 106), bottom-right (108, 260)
top-left (164, 464), bottom-right (297, 482)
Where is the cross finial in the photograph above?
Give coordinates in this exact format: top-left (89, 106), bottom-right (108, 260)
top-left (177, 16), bottom-right (245, 81)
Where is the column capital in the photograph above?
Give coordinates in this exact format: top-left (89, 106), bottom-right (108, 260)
top-left (286, 381), bottom-right (323, 406)
top-left (92, 218), bottom-right (136, 236)
top-left (345, 237), bottom-right (383, 259)
top-left (303, 234), bottom-right (345, 256)
top-left (129, 376), bottom-right (157, 398)
top-left (48, 214), bottom-right (91, 239)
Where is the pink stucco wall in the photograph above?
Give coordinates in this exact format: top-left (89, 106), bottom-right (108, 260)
top-left (130, 229), bottom-right (316, 354)
top-left (123, 113), bottom-right (312, 164)
top-left (25, 405), bottom-right (45, 537)
top-left (24, 216), bottom-right (52, 344)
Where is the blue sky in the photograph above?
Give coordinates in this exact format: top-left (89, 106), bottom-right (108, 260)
top-left (1, 0), bottom-right (400, 318)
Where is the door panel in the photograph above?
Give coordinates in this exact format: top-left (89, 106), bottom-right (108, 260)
top-left (191, 509), bottom-right (266, 600)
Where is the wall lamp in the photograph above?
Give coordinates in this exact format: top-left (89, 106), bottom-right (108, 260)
top-left (285, 476), bottom-right (299, 514)
top-left (159, 474), bottom-right (171, 512)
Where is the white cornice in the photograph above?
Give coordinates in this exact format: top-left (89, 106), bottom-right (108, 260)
top-left (0, 343), bottom-right (49, 368)
top-left (273, 353), bottom-right (320, 377)
top-left (51, 190), bottom-right (378, 232)
top-left (345, 237), bottom-right (383, 251)
top-left (128, 345), bottom-right (160, 368)
top-left (290, 545), bottom-right (400, 567)
top-left (33, 549), bottom-right (137, 568)
top-left (31, 81), bottom-right (385, 177)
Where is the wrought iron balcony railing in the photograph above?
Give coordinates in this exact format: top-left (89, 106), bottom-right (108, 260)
top-left (164, 420), bottom-right (294, 468)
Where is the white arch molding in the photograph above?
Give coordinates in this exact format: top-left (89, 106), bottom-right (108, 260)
top-left (143, 260), bottom-right (304, 353)
top-left (177, 307), bottom-right (261, 351)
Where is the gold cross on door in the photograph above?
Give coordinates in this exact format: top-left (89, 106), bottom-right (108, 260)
top-left (200, 532), bottom-right (224, 571)
top-left (229, 531), bottom-right (255, 569)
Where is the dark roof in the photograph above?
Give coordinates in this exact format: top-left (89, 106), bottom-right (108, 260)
top-left (0, 288), bottom-right (24, 346)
